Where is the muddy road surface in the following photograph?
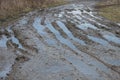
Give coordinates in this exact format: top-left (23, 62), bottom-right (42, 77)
top-left (0, 0), bottom-right (120, 80)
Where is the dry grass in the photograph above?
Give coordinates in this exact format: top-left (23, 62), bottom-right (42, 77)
top-left (95, 0), bottom-right (119, 8)
top-left (0, 0), bottom-right (66, 25)
top-left (96, 0), bottom-right (120, 22)
top-left (99, 5), bottom-right (120, 22)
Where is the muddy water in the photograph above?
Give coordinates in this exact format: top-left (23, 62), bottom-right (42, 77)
top-left (0, 35), bottom-right (8, 47)
top-left (45, 22), bottom-right (78, 51)
top-left (0, 29), bottom-right (24, 49)
top-left (56, 21), bottom-right (86, 45)
top-left (33, 17), bottom-right (47, 36)
top-left (78, 23), bottom-right (98, 30)
top-left (87, 35), bottom-right (109, 46)
top-left (103, 34), bottom-right (120, 44)
top-left (33, 17), bottom-right (57, 46)
top-left (0, 1), bottom-right (120, 80)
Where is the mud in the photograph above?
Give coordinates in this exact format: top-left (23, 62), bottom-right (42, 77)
top-left (0, 0), bottom-right (120, 80)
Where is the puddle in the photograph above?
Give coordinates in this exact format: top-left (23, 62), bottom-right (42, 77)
top-left (81, 14), bottom-right (108, 29)
top-left (77, 23), bottom-right (98, 30)
top-left (58, 14), bottom-right (63, 18)
top-left (33, 17), bottom-right (57, 45)
top-left (101, 31), bottom-right (120, 44)
top-left (83, 10), bottom-right (102, 20)
top-left (73, 4), bottom-right (84, 11)
top-left (87, 35), bottom-right (109, 46)
top-left (6, 27), bottom-right (24, 49)
top-left (72, 10), bottom-right (82, 15)
top-left (0, 27), bottom-right (24, 49)
top-left (33, 17), bottom-right (47, 36)
top-left (109, 60), bottom-right (120, 66)
top-left (117, 23), bottom-right (120, 26)
top-left (45, 22), bottom-right (79, 52)
top-left (103, 35), bottom-right (120, 44)
top-left (103, 57), bottom-right (120, 66)
top-left (58, 12), bottom-right (64, 18)
top-left (11, 36), bottom-right (24, 49)
top-left (56, 21), bottom-right (86, 45)
top-left (0, 35), bottom-right (8, 47)
top-left (74, 15), bottom-right (82, 20)
top-left (68, 10), bottom-right (82, 15)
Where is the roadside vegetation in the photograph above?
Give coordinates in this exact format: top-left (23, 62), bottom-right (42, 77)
top-left (96, 0), bottom-right (120, 22)
top-left (0, 0), bottom-right (66, 26)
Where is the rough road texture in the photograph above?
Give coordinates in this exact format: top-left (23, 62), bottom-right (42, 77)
top-left (0, 0), bottom-right (120, 80)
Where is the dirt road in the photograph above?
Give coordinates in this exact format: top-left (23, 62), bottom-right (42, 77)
top-left (0, 0), bottom-right (120, 80)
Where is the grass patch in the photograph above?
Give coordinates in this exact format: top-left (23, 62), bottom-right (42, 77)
top-left (0, 0), bottom-right (67, 26)
top-left (96, 1), bottom-right (120, 22)
top-left (99, 5), bottom-right (120, 22)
